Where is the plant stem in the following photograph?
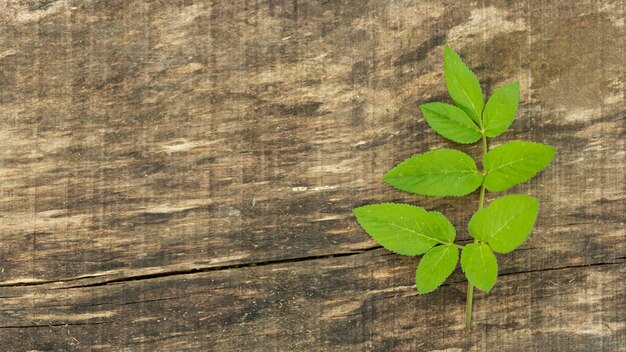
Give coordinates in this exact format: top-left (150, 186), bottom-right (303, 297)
top-left (482, 132), bottom-right (488, 159)
top-left (466, 133), bottom-right (488, 331)
top-left (465, 282), bottom-right (474, 330)
top-left (478, 182), bottom-right (486, 209)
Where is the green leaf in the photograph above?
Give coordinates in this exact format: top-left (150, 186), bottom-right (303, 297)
top-left (461, 243), bottom-right (498, 293)
top-left (483, 82), bottom-right (520, 137)
top-left (352, 203), bottom-right (456, 256)
top-left (383, 149), bottom-right (483, 197)
top-left (415, 244), bottom-right (459, 294)
top-left (468, 195), bottom-right (539, 253)
top-left (444, 44), bottom-right (484, 124)
top-left (419, 102), bottom-right (482, 144)
top-left (483, 141), bottom-right (556, 192)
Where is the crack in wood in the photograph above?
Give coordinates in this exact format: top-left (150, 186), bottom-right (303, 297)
top-left (497, 257), bottom-right (626, 278)
top-left (3, 252), bottom-right (622, 292)
top-left (37, 295), bottom-right (189, 310)
top-left (0, 274), bottom-right (108, 287)
top-left (53, 247), bottom-right (382, 289)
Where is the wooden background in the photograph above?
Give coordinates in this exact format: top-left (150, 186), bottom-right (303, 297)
top-left (0, 0), bottom-right (623, 351)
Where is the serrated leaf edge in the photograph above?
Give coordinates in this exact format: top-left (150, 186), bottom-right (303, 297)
top-left (416, 244), bottom-right (459, 294)
top-left (484, 195), bottom-right (539, 254)
top-left (419, 102), bottom-right (482, 144)
top-left (383, 149), bottom-right (483, 197)
top-left (483, 81), bottom-right (520, 138)
top-left (461, 243), bottom-right (498, 293)
top-left (443, 44), bottom-right (484, 123)
top-left (352, 203), bottom-right (456, 256)
top-left (484, 141), bottom-right (556, 192)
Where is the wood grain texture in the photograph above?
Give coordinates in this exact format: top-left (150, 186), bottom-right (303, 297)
top-left (0, 0), bottom-right (623, 350)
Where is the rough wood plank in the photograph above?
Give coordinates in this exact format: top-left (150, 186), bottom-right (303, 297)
top-left (0, 0), bottom-right (622, 280)
top-left (0, 251), bottom-right (623, 351)
top-left (0, 0), bottom-right (623, 350)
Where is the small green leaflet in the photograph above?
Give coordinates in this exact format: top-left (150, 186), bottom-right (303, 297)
top-left (443, 44), bottom-right (484, 124)
top-left (419, 102), bottom-right (482, 144)
top-left (352, 203), bottom-right (456, 256)
top-left (384, 149), bottom-right (483, 196)
top-left (468, 195), bottom-right (539, 253)
top-left (461, 243), bottom-right (498, 293)
top-left (482, 82), bottom-right (520, 137)
top-left (415, 244), bottom-right (459, 294)
top-left (483, 141), bottom-right (556, 192)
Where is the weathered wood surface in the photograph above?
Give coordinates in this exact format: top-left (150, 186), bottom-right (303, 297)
top-left (0, 0), bottom-right (623, 351)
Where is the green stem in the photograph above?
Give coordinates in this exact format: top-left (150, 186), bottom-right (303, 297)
top-left (478, 182), bottom-right (486, 209)
top-left (465, 282), bottom-right (474, 330)
top-left (466, 133), bottom-right (488, 331)
top-left (482, 132), bottom-right (488, 159)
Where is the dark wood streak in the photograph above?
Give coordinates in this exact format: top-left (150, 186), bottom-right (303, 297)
top-left (0, 0), bottom-right (623, 350)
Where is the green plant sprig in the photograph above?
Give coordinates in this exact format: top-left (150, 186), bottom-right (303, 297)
top-left (352, 44), bottom-right (555, 330)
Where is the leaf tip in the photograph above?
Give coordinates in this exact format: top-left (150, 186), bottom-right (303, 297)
top-left (443, 43), bottom-right (458, 60)
top-left (351, 205), bottom-right (372, 220)
top-left (417, 102), bottom-right (430, 114)
top-left (381, 170), bottom-right (394, 185)
top-left (416, 286), bottom-right (435, 295)
top-left (543, 143), bottom-right (557, 165)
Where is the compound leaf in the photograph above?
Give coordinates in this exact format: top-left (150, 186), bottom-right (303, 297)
top-left (419, 102), bottom-right (482, 144)
top-left (461, 243), bottom-right (498, 293)
top-left (415, 244), bottom-right (459, 294)
top-left (483, 82), bottom-right (520, 137)
top-left (469, 195), bottom-right (539, 253)
top-left (444, 44), bottom-right (484, 124)
top-left (384, 149), bottom-right (483, 197)
top-left (483, 141), bottom-right (556, 192)
top-left (353, 203), bottom-right (456, 256)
